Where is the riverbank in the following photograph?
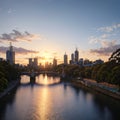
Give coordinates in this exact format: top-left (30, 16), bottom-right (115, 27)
top-left (0, 79), bottom-right (20, 99)
top-left (71, 78), bottom-right (120, 101)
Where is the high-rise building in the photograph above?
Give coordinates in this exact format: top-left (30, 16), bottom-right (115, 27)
top-left (71, 53), bottom-right (74, 64)
top-left (53, 58), bottom-right (57, 67)
top-left (34, 57), bottom-right (38, 68)
top-left (6, 43), bottom-right (15, 64)
top-left (64, 52), bottom-right (68, 65)
top-left (75, 48), bottom-right (79, 63)
top-left (29, 58), bottom-right (33, 66)
top-left (28, 57), bottom-right (38, 69)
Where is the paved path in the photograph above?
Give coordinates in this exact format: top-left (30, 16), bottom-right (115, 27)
top-left (83, 78), bottom-right (119, 93)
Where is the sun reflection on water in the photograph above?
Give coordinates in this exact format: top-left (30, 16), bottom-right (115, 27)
top-left (37, 87), bottom-right (50, 119)
top-left (36, 74), bottom-right (60, 85)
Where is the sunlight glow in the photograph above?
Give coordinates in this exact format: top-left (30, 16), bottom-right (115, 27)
top-left (36, 74), bottom-right (60, 85)
top-left (38, 88), bottom-right (50, 120)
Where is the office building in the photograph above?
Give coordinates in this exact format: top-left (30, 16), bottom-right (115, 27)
top-left (6, 43), bottom-right (15, 64)
top-left (71, 53), bottom-right (74, 64)
top-left (34, 57), bottom-right (38, 68)
top-left (53, 58), bottom-right (57, 67)
top-left (75, 48), bottom-right (79, 63)
top-left (28, 57), bottom-right (38, 69)
top-left (64, 52), bottom-right (68, 65)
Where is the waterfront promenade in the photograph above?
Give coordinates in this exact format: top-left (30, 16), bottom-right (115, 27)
top-left (71, 78), bottom-right (120, 100)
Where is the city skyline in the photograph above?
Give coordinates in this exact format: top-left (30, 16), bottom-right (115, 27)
top-left (0, 0), bottom-right (120, 65)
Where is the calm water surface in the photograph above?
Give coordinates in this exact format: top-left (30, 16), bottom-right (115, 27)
top-left (0, 74), bottom-right (120, 120)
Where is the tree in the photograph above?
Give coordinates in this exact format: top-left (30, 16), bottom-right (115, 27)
top-left (109, 48), bottom-right (120, 64)
top-left (84, 67), bottom-right (92, 78)
top-left (0, 71), bottom-right (8, 92)
top-left (91, 64), bottom-right (101, 81)
top-left (111, 65), bottom-right (120, 91)
top-left (0, 61), bottom-right (20, 92)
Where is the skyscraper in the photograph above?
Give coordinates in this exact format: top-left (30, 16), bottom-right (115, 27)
top-left (28, 57), bottom-right (38, 69)
top-left (75, 48), bottom-right (79, 63)
top-left (6, 43), bottom-right (15, 64)
top-left (34, 57), bottom-right (38, 68)
top-left (29, 58), bottom-right (33, 67)
top-left (53, 58), bottom-right (57, 67)
top-left (71, 53), bottom-right (74, 63)
top-left (64, 52), bottom-right (68, 65)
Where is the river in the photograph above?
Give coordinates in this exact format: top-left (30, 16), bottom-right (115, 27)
top-left (0, 74), bottom-right (120, 120)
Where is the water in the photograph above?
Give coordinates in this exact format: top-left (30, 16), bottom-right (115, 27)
top-left (0, 74), bottom-right (120, 120)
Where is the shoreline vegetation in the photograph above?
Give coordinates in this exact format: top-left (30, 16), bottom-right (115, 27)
top-left (0, 60), bottom-right (21, 99)
top-left (0, 79), bottom-right (20, 99)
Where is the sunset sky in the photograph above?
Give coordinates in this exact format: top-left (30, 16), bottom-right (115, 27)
top-left (0, 0), bottom-right (120, 65)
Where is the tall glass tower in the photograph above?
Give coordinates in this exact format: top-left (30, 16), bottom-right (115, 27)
top-left (6, 42), bottom-right (15, 64)
top-left (75, 48), bottom-right (79, 63)
top-left (64, 52), bottom-right (68, 65)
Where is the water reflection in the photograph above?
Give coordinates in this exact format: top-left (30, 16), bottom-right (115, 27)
top-left (20, 74), bottom-right (61, 87)
top-left (0, 74), bottom-right (120, 120)
top-left (36, 74), bottom-right (61, 85)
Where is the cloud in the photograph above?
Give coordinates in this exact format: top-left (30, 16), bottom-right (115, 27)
top-left (89, 36), bottom-right (100, 44)
top-left (88, 23), bottom-right (120, 58)
top-left (100, 40), bottom-right (117, 48)
top-left (89, 37), bottom-right (119, 56)
top-left (89, 35), bottom-right (117, 47)
top-left (89, 23), bottom-right (120, 47)
top-left (0, 46), bottom-right (39, 54)
top-left (90, 44), bottom-right (120, 56)
top-left (98, 23), bottom-right (120, 33)
top-left (37, 56), bottom-right (45, 60)
top-left (101, 34), bottom-right (110, 39)
top-left (0, 29), bottom-right (41, 42)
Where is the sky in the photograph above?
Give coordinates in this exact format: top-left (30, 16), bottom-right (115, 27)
top-left (0, 0), bottom-right (120, 65)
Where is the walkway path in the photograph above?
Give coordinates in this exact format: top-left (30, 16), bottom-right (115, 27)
top-left (83, 78), bottom-right (120, 94)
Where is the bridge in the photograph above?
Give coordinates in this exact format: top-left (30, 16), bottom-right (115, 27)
top-left (21, 71), bottom-right (60, 81)
top-left (20, 71), bottom-right (62, 87)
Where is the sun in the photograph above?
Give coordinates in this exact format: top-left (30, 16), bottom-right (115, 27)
top-left (39, 51), bottom-right (53, 65)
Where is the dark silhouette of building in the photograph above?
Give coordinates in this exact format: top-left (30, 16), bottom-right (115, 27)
top-left (28, 57), bottom-right (38, 69)
top-left (6, 42), bottom-right (15, 64)
top-left (64, 52), bottom-right (68, 65)
top-left (53, 58), bottom-right (57, 67)
top-left (75, 48), bottom-right (79, 63)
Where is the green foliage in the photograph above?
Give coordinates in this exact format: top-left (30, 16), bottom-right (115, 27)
top-left (110, 65), bottom-right (120, 85)
top-left (109, 48), bottom-right (120, 64)
top-left (0, 61), bottom-right (20, 92)
top-left (0, 77), bottom-right (8, 92)
top-left (91, 64), bottom-right (101, 80)
top-left (0, 71), bottom-right (8, 92)
top-left (84, 67), bottom-right (92, 78)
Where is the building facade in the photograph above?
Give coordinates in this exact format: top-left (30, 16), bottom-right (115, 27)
top-left (64, 53), bottom-right (68, 65)
top-left (28, 57), bottom-right (38, 69)
top-left (53, 58), bottom-right (57, 67)
top-left (75, 48), bottom-right (79, 63)
top-left (6, 43), bottom-right (15, 65)
top-left (71, 53), bottom-right (74, 64)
